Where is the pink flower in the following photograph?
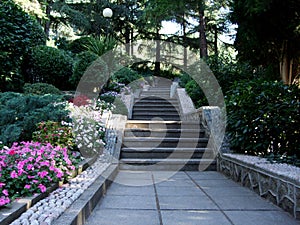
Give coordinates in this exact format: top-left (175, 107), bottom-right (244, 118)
top-left (0, 196), bottom-right (10, 206)
top-left (36, 156), bottom-right (42, 162)
top-left (17, 169), bottom-right (26, 176)
top-left (40, 161), bottom-right (50, 167)
top-left (2, 189), bottom-right (8, 196)
top-left (28, 175), bottom-right (35, 179)
top-left (38, 184), bottom-right (46, 193)
top-left (10, 170), bottom-right (18, 178)
top-left (27, 164), bottom-right (34, 170)
top-left (38, 171), bottom-right (48, 178)
top-left (24, 184), bottom-right (31, 189)
top-left (56, 169), bottom-right (64, 179)
top-left (64, 157), bottom-right (72, 165)
top-left (8, 149), bottom-right (16, 155)
top-left (32, 180), bottom-right (39, 184)
top-left (0, 182), bottom-right (5, 188)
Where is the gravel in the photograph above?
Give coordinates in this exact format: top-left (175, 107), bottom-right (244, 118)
top-left (10, 153), bottom-right (111, 225)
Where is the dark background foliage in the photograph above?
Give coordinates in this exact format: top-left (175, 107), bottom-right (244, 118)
top-left (0, 0), bottom-right (46, 92)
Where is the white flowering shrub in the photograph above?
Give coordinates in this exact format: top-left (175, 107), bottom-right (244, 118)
top-left (67, 100), bottom-right (108, 157)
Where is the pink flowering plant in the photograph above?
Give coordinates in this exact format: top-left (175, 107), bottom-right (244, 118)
top-left (0, 141), bottom-right (79, 207)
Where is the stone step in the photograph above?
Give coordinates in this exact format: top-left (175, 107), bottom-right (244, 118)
top-left (122, 137), bottom-right (208, 148)
top-left (124, 128), bottom-right (206, 138)
top-left (140, 91), bottom-right (170, 98)
top-left (144, 88), bottom-right (170, 92)
top-left (121, 147), bottom-right (214, 159)
top-left (132, 111), bottom-right (179, 116)
top-left (131, 115), bottom-right (181, 121)
top-left (133, 103), bottom-right (179, 111)
top-left (132, 107), bottom-right (179, 112)
top-left (125, 121), bottom-right (202, 129)
top-left (119, 158), bottom-right (217, 171)
top-left (134, 99), bottom-right (178, 104)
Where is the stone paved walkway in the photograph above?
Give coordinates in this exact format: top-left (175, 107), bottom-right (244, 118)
top-left (85, 171), bottom-right (299, 225)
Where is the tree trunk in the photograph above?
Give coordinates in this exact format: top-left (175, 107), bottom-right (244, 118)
top-left (125, 26), bottom-right (130, 55)
top-left (155, 28), bottom-right (161, 76)
top-left (182, 13), bottom-right (187, 70)
top-left (131, 27), bottom-right (134, 55)
top-left (44, 4), bottom-right (51, 39)
top-left (280, 40), bottom-right (293, 85)
top-left (213, 25), bottom-right (218, 57)
top-left (199, 6), bottom-right (208, 59)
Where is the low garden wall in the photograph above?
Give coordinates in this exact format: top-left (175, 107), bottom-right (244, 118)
top-left (218, 153), bottom-right (300, 219)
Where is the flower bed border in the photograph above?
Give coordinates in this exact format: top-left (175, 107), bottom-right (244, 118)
top-left (52, 163), bottom-right (118, 225)
top-left (0, 156), bottom-right (97, 225)
top-left (218, 154), bottom-right (300, 219)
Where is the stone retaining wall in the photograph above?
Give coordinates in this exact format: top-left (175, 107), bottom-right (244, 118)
top-left (218, 154), bottom-right (300, 219)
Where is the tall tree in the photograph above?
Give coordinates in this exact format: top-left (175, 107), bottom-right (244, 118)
top-left (230, 0), bottom-right (300, 84)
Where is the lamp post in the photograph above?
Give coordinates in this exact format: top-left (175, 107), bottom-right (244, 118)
top-left (102, 8), bottom-right (113, 38)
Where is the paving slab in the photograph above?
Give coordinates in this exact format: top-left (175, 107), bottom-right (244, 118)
top-left (84, 170), bottom-right (300, 225)
top-left (224, 210), bottom-right (300, 225)
top-left (152, 171), bottom-right (190, 181)
top-left (213, 195), bottom-right (280, 210)
top-left (159, 196), bottom-right (218, 210)
top-left (161, 210), bottom-right (232, 225)
top-left (194, 178), bottom-right (239, 187)
top-left (106, 183), bottom-right (155, 196)
top-left (99, 195), bottom-right (157, 210)
top-left (156, 186), bottom-right (206, 196)
top-left (115, 171), bottom-right (153, 180)
top-left (186, 171), bottom-right (228, 180)
top-left (86, 209), bottom-right (160, 225)
top-left (202, 186), bottom-right (258, 197)
top-left (156, 179), bottom-right (196, 187)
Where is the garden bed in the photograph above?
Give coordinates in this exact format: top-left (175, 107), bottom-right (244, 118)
top-left (0, 156), bottom-right (97, 225)
top-left (218, 153), bottom-right (300, 219)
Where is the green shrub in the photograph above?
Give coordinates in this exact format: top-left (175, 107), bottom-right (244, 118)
top-left (111, 67), bottom-right (142, 85)
top-left (24, 46), bottom-right (74, 90)
top-left (0, 92), bottom-right (69, 146)
top-left (71, 51), bottom-right (99, 88)
top-left (23, 83), bottom-right (62, 95)
top-left (84, 36), bottom-right (116, 56)
top-left (68, 36), bottom-right (91, 54)
top-left (185, 80), bottom-right (208, 108)
top-left (0, 0), bottom-right (46, 92)
top-left (76, 57), bottom-right (109, 93)
top-left (226, 79), bottom-right (300, 159)
top-left (99, 93), bottom-right (128, 115)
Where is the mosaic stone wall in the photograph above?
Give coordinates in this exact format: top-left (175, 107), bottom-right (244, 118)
top-left (218, 155), bottom-right (300, 219)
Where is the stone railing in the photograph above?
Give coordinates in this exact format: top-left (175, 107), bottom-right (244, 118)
top-left (104, 113), bottom-right (127, 162)
top-left (176, 88), bottom-right (200, 121)
top-left (175, 87), bottom-right (228, 154)
top-left (121, 89), bottom-right (141, 119)
top-left (218, 154), bottom-right (300, 219)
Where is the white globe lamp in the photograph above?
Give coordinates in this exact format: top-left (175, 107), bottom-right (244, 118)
top-left (103, 8), bottom-right (113, 18)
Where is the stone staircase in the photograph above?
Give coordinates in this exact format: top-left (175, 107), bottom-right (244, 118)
top-left (119, 79), bottom-right (216, 171)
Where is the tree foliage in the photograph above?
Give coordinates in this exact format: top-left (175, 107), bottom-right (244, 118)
top-left (230, 0), bottom-right (300, 83)
top-left (0, 0), bottom-right (46, 92)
